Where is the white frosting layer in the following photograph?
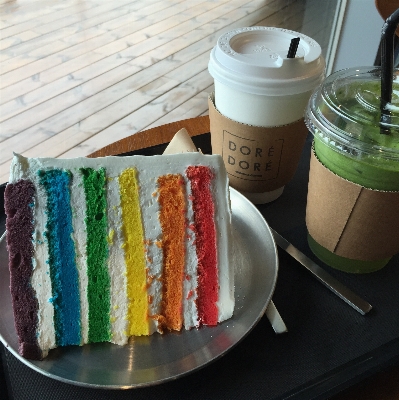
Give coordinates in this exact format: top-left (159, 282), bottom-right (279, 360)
top-left (69, 171), bottom-right (89, 345)
top-left (18, 157), bottom-right (56, 356)
top-left (106, 175), bottom-right (129, 345)
top-left (133, 172), bottom-right (163, 335)
top-left (182, 181), bottom-right (199, 329)
top-left (27, 161), bottom-right (56, 353)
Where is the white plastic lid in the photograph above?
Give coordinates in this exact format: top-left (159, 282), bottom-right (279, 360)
top-left (208, 27), bottom-right (325, 96)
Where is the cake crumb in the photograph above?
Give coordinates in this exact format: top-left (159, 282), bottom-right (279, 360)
top-left (107, 229), bottom-right (115, 245)
top-left (186, 290), bottom-right (194, 300)
top-left (150, 314), bottom-right (167, 334)
top-left (145, 275), bottom-right (155, 289)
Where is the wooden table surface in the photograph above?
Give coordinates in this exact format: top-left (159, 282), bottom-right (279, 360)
top-left (89, 115), bottom-right (399, 400)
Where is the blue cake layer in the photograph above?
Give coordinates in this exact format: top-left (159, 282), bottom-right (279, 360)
top-left (39, 169), bottom-right (81, 346)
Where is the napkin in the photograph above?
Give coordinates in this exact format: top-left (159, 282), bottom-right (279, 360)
top-left (162, 128), bottom-right (198, 155)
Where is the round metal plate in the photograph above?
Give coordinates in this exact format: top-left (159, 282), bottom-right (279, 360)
top-left (0, 188), bottom-right (278, 389)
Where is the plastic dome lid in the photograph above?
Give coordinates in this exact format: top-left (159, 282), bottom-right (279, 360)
top-left (208, 26), bottom-right (325, 96)
top-left (305, 66), bottom-right (399, 158)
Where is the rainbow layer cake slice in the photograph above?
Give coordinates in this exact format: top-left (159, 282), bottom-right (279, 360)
top-left (5, 152), bottom-right (234, 360)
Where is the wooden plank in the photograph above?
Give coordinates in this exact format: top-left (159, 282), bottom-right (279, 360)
top-left (3, 2), bottom-right (284, 183)
top-left (0, 0), bottom-right (247, 140)
top-left (59, 69), bottom-right (213, 158)
top-left (145, 84), bottom-right (214, 130)
top-left (0, 1), bottom-right (187, 101)
top-left (0, 0), bottom-right (197, 107)
top-left (0, 1), bottom-right (225, 129)
top-left (0, 1), bottom-right (132, 51)
top-left (0, 0), bottom-right (184, 80)
top-left (16, 63), bottom-right (212, 162)
top-left (0, 1), bottom-right (94, 30)
top-left (57, 0), bottom-right (282, 158)
top-left (0, 0), bottom-right (127, 39)
top-left (0, 0), bottom-right (161, 56)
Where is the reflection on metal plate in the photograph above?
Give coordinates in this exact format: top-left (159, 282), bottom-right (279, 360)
top-left (0, 188), bottom-right (278, 389)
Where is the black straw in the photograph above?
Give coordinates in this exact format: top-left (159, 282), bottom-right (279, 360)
top-left (379, 8), bottom-right (399, 134)
top-left (287, 37), bottom-right (300, 58)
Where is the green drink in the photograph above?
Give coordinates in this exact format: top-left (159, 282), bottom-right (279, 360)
top-left (305, 67), bottom-right (399, 273)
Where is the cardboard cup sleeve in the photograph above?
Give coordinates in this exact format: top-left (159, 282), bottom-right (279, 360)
top-left (208, 94), bottom-right (308, 193)
top-left (306, 149), bottom-right (399, 261)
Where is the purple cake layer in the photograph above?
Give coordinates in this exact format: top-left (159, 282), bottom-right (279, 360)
top-left (5, 180), bottom-right (42, 360)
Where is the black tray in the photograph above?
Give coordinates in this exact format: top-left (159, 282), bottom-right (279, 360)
top-left (1, 133), bottom-right (398, 400)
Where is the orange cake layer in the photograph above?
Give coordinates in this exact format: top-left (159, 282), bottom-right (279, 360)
top-left (157, 174), bottom-right (186, 331)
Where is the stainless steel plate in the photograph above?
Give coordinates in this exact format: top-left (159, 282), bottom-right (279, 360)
top-left (0, 188), bottom-right (278, 389)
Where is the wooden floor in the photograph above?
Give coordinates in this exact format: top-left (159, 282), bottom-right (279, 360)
top-left (0, 0), bottom-right (338, 183)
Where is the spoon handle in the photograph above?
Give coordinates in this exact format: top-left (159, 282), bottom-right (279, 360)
top-left (271, 229), bottom-right (372, 315)
top-left (265, 300), bottom-right (288, 334)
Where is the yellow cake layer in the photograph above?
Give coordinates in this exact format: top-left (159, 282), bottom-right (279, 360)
top-left (119, 168), bottom-right (149, 336)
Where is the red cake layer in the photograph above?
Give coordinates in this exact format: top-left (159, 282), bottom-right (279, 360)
top-left (186, 166), bottom-right (218, 326)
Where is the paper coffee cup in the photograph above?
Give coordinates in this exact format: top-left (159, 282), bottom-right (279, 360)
top-left (208, 27), bottom-right (325, 203)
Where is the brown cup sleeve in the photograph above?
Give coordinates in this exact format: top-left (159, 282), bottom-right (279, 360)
top-left (208, 94), bottom-right (308, 193)
top-left (306, 148), bottom-right (399, 261)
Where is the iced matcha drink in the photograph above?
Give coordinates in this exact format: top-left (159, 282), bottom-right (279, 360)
top-left (305, 67), bottom-right (399, 273)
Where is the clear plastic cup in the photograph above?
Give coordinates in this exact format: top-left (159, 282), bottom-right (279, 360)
top-left (305, 66), bottom-right (399, 273)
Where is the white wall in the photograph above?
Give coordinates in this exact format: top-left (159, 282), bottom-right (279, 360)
top-left (332, 0), bottom-right (384, 71)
